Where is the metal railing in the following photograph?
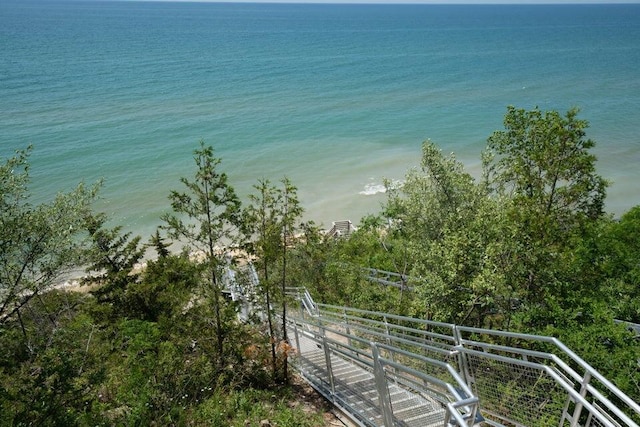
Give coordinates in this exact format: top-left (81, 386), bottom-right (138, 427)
top-left (363, 267), bottom-right (415, 291)
top-left (218, 267), bottom-right (640, 427)
top-left (282, 287), bottom-right (640, 427)
top-left (455, 326), bottom-right (640, 427)
top-left (326, 220), bottom-right (357, 238)
top-left (287, 312), bottom-right (480, 426)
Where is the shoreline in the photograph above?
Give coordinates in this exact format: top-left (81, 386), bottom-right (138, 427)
top-left (104, 163), bottom-right (636, 243)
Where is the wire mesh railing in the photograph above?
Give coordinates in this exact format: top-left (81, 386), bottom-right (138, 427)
top-left (287, 312), bottom-right (480, 426)
top-left (280, 287), bottom-right (640, 427)
top-left (455, 326), bottom-right (640, 427)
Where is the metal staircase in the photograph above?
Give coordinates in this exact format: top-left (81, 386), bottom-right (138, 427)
top-left (224, 265), bottom-right (640, 427)
top-left (286, 300), bottom-right (479, 426)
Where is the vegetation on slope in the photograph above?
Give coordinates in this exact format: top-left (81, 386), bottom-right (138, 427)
top-left (1, 107), bottom-right (638, 424)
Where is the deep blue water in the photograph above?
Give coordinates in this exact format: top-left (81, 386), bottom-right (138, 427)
top-left (2, 1), bottom-right (639, 236)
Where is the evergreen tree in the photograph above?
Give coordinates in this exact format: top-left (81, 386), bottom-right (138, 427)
top-left (278, 177), bottom-right (303, 382)
top-left (148, 228), bottom-right (171, 259)
top-left (161, 141), bottom-right (242, 362)
top-left (242, 179), bottom-right (282, 377)
top-left (84, 212), bottom-right (145, 309)
top-left (242, 177), bottom-right (303, 382)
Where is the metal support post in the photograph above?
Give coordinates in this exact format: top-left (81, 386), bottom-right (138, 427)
top-left (294, 324), bottom-right (301, 359)
top-left (372, 343), bottom-right (394, 427)
top-left (570, 371), bottom-right (591, 427)
top-left (322, 336), bottom-right (336, 399)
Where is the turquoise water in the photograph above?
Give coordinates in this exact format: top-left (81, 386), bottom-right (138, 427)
top-left (2, 1), bottom-right (639, 238)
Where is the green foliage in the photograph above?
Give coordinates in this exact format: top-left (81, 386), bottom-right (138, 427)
top-left (0, 292), bottom-right (107, 426)
top-left (192, 385), bottom-right (325, 427)
top-left (242, 177), bottom-right (304, 382)
top-left (242, 179), bottom-right (286, 379)
top-left (598, 206), bottom-right (640, 322)
top-left (484, 106), bottom-right (607, 226)
top-left (533, 303), bottom-right (640, 404)
top-left (0, 146), bottom-right (100, 325)
top-left (0, 144), bottom-right (323, 426)
top-left (148, 228), bottom-right (172, 259)
top-left (161, 140), bottom-right (242, 363)
top-left (128, 253), bottom-right (200, 321)
top-left (3, 117), bottom-right (639, 424)
top-left (380, 141), bottom-right (517, 326)
top-left (483, 107), bottom-right (609, 316)
top-left (162, 140), bottom-right (242, 262)
top-left (0, 254), bottom-right (316, 425)
top-left (293, 107), bottom-right (638, 410)
top-left (83, 212), bottom-right (145, 314)
top-left (84, 213), bottom-right (144, 281)
top-left (277, 177), bottom-right (303, 382)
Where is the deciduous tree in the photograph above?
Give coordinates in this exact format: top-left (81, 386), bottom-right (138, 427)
top-left (383, 141), bottom-right (515, 326)
top-left (483, 107), bottom-right (609, 316)
top-left (0, 146), bottom-right (100, 330)
top-left (483, 106), bottom-right (607, 240)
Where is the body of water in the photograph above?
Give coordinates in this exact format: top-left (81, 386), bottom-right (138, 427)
top-left (2, 1), bottom-right (639, 238)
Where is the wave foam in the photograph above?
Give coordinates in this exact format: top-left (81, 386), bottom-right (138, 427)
top-left (359, 179), bottom-right (404, 196)
top-left (359, 183), bottom-right (387, 196)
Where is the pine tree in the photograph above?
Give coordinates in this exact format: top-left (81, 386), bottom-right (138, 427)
top-left (161, 141), bottom-right (241, 362)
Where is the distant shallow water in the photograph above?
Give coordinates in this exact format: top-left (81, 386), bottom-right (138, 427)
top-left (2, 1), bottom-right (639, 238)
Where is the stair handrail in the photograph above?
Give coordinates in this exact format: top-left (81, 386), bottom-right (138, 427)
top-left (285, 286), bottom-right (640, 427)
top-left (456, 325), bottom-right (640, 427)
top-left (285, 286), bottom-right (318, 317)
top-left (289, 313), bottom-right (481, 426)
top-left (458, 345), bottom-right (632, 427)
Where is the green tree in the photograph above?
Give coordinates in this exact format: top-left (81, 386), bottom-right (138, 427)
top-left (484, 106), bottom-right (607, 230)
top-left (382, 141), bottom-right (516, 326)
top-left (148, 228), bottom-right (172, 259)
top-left (161, 141), bottom-right (242, 363)
top-left (278, 177), bottom-right (303, 382)
top-left (284, 220), bottom-right (338, 303)
top-left (242, 177), bottom-right (303, 382)
top-left (83, 212), bottom-right (145, 312)
top-left (133, 252), bottom-right (200, 321)
top-left (0, 292), bottom-right (108, 426)
top-left (242, 179), bottom-right (283, 377)
top-left (483, 107), bottom-right (609, 320)
top-left (0, 146), bottom-right (100, 330)
top-left (598, 206), bottom-right (640, 322)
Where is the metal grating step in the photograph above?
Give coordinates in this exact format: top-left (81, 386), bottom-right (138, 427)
top-left (290, 327), bottom-right (449, 427)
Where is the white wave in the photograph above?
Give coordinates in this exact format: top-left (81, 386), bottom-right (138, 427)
top-left (359, 183), bottom-right (387, 196)
top-left (359, 179), bottom-right (404, 196)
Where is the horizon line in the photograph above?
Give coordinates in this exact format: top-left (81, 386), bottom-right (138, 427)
top-left (81, 0), bottom-right (640, 4)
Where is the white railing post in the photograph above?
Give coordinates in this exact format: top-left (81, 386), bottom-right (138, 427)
top-left (383, 316), bottom-right (398, 382)
top-left (372, 343), bottom-right (394, 427)
top-left (453, 326), bottom-right (473, 389)
top-left (343, 309), bottom-right (352, 348)
top-left (322, 336), bottom-right (336, 399)
top-left (294, 323), bottom-right (301, 361)
top-left (570, 371), bottom-right (591, 427)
